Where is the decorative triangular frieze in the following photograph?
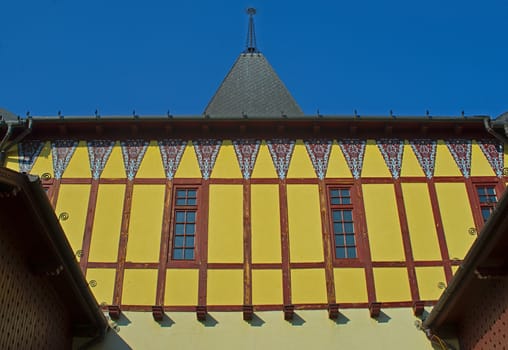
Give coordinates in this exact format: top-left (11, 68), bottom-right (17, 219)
top-left (410, 139), bottom-right (437, 179)
top-left (446, 139), bottom-right (472, 178)
top-left (18, 140), bottom-right (44, 173)
top-left (478, 140), bottom-right (504, 178)
top-left (233, 139), bottom-right (261, 180)
top-left (266, 139), bottom-right (295, 180)
top-left (193, 139), bottom-right (222, 180)
top-left (120, 140), bottom-right (149, 180)
top-left (304, 139), bottom-right (332, 180)
top-left (338, 139), bottom-right (366, 179)
top-left (52, 140), bottom-right (79, 179)
top-left (87, 140), bottom-right (115, 180)
top-left (158, 139), bottom-right (187, 180)
top-left (377, 139), bottom-right (404, 179)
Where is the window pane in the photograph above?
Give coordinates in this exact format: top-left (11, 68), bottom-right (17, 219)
top-left (184, 249), bottom-right (194, 260)
top-left (187, 198), bottom-right (197, 205)
top-left (482, 208), bottom-right (492, 222)
top-left (330, 189), bottom-right (340, 197)
top-left (186, 211), bottom-right (196, 222)
top-left (173, 249), bottom-right (183, 260)
top-left (344, 222), bottom-right (354, 233)
top-left (342, 197), bottom-right (351, 205)
top-left (332, 210), bottom-right (342, 221)
top-left (331, 198), bottom-right (340, 205)
top-left (176, 190), bottom-right (186, 198)
top-left (487, 187), bottom-right (496, 195)
top-left (333, 223), bottom-right (342, 234)
top-left (175, 224), bottom-right (185, 234)
top-left (176, 198), bottom-right (186, 205)
top-left (185, 236), bottom-right (195, 247)
top-left (336, 247), bottom-right (346, 258)
top-left (188, 190), bottom-right (197, 198)
top-left (174, 236), bottom-right (184, 248)
top-left (346, 247), bottom-right (357, 258)
top-left (345, 234), bottom-right (356, 246)
top-left (335, 235), bottom-right (344, 247)
top-left (343, 210), bottom-right (352, 221)
top-left (186, 224), bottom-right (195, 234)
top-left (340, 189), bottom-right (350, 197)
top-left (175, 211), bottom-right (185, 222)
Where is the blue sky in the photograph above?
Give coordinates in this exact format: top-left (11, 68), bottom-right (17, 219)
top-left (1, 0), bottom-right (507, 117)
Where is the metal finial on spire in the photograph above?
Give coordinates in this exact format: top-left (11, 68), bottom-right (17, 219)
top-left (245, 8), bottom-right (259, 53)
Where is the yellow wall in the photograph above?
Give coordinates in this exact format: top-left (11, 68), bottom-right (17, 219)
top-left (286, 139), bottom-right (316, 178)
top-left (88, 184), bottom-right (125, 262)
top-left (125, 185), bottom-right (165, 262)
top-left (122, 269), bottom-right (158, 305)
top-left (164, 269), bottom-right (199, 306)
top-left (208, 185), bottom-right (244, 263)
top-left (136, 141), bottom-right (165, 178)
top-left (210, 140), bottom-right (242, 178)
top-left (435, 183), bottom-right (476, 260)
top-left (4, 144), bottom-right (19, 171)
top-left (251, 185), bottom-right (281, 263)
top-left (86, 268), bottom-right (116, 305)
top-left (63, 140), bottom-right (90, 178)
top-left (470, 141), bottom-right (495, 176)
top-left (400, 142), bottom-right (425, 177)
top-left (56, 184), bottom-right (91, 256)
top-left (252, 269), bottom-right (283, 305)
top-left (361, 140), bottom-right (391, 177)
top-left (434, 140), bottom-right (461, 177)
top-left (415, 267), bottom-right (446, 301)
top-left (251, 141), bottom-right (277, 178)
top-left (101, 142), bottom-right (125, 178)
top-left (291, 269), bottom-right (327, 304)
top-left (326, 141), bottom-right (353, 178)
top-left (363, 184), bottom-right (405, 261)
top-left (373, 268), bottom-right (411, 302)
top-left (401, 183), bottom-right (441, 261)
top-left (174, 142), bottom-right (201, 178)
top-left (207, 269), bottom-right (243, 305)
top-left (30, 141), bottom-right (53, 177)
top-left (334, 268), bottom-right (368, 303)
top-left (287, 185), bottom-right (324, 262)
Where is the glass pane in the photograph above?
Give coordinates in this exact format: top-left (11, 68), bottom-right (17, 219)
top-left (174, 236), bottom-right (184, 247)
top-left (331, 198), bottom-right (340, 205)
top-left (482, 208), bottom-right (491, 222)
top-left (345, 222), bottom-right (354, 233)
top-left (184, 249), bottom-right (194, 260)
top-left (186, 224), bottom-right (195, 234)
top-left (188, 189), bottom-right (197, 198)
top-left (487, 187), bottom-right (496, 195)
top-left (333, 223), bottom-right (342, 234)
top-left (187, 198), bottom-right (197, 205)
top-left (345, 234), bottom-right (356, 246)
top-left (342, 197), bottom-right (351, 205)
top-left (176, 190), bottom-right (186, 198)
top-left (332, 210), bottom-right (342, 221)
top-left (340, 189), bottom-right (350, 197)
top-left (175, 211), bottom-right (185, 222)
top-left (330, 189), bottom-right (339, 197)
top-left (175, 224), bottom-right (185, 234)
top-left (336, 247), bottom-right (346, 259)
top-left (335, 235), bottom-right (345, 247)
top-left (186, 211), bottom-right (196, 222)
top-left (176, 198), bottom-right (186, 205)
top-left (347, 247), bottom-right (357, 258)
top-left (185, 236), bottom-right (195, 247)
top-left (173, 248), bottom-right (183, 260)
top-left (343, 210), bottom-right (352, 221)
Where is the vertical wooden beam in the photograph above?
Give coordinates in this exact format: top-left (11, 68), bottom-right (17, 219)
top-left (354, 180), bottom-right (377, 303)
top-left (427, 179), bottom-right (453, 282)
top-left (113, 180), bottom-right (134, 306)
top-left (79, 178), bottom-right (100, 274)
top-left (155, 180), bottom-right (173, 306)
top-left (279, 180), bottom-right (292, 306)
top-left (394, 180), bottom-right (420, 302)
top-left (465, 178), bottom-right (484, 232)
top-left (50, 179), bottom-right (61, 208)
top-left (318, 180), bottom-right (336, 304)
top-left (197, 180), bottom-right (209, 307)
top-left (243, 180), bottom-right (253, 306)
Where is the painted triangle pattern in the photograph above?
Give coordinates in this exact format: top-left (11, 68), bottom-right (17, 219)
top-left (87, 140), bottom-right (115, 180)
top-left (233, 139), bottom-right (261, 180)
top-left (338, 139), bottom-right (366, 179)
top-left (304, 139), bottom-right (332, 180)
top-left (410, 139), bottom-right (437, 179)
top-left (158, 139), bottom-right (187, 180)
top-left (121, 140), bottom-right (149, 180)
top-left (478, 140), bottom-right (504, 177)
top-left (193, 139), bottom-right (222, 180)
top-left (52, 140), bottom-right (79, 179)
top-left (446, 139), bottom-right (472, 178)
top-left (377, 139), bottom-right (404, 179)
top-left (18, 140), bottom-right (44, 173)
top-left (266, 139), bottom-right (295, 180)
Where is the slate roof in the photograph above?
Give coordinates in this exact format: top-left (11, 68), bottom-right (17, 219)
top-left (204, 52), bottom-right (304, 118)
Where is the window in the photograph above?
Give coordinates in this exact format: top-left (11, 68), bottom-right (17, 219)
top-left (476, 185), bottom-right (498, 223)
top-left (171, 188), bottom-right (198, 260)
top-left (329, 187), bottom-right (357, 259)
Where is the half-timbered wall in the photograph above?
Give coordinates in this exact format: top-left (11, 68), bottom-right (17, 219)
top-left (4, 138), bottom-right (507, 313)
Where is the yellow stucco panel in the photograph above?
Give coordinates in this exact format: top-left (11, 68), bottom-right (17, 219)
top-left (363, 184), bottom-right (405, 261)
top-left (325, 141), bottom-right (353, 178)
top-left (291, 269), bottom-right (327, 304)
top-left (101, 141), bottom-right (125, 178)
top-left (470, 140), bottom-right (495, 176)
top-left (251, 141), bottom-right (278, 178)
top-left (434, 140), bottom-right (461, 177)
top-left (88, 184), bottom-right (125, 262)
top-left (435, 182), bottom-right (476, 259)
top-left (125, 185), bottom-right (165, 262)
top-left (287, 184), bottom-right (324, 262)
top-left (361, 140), bottom-right (391, 177)
top-left (164, 269), bottom-right (199, 306)
top-left (210, 140), bottom-right (242, 178)
top-left (286, 139), bottom-right (316, 179)
top-left (401, 183), bottom-right (441, 261)
top-left (4, 144), bottom-right (19, 171)
top-left (56, 184), bottom-right (90, 257)
top-left (415, 267), bottom-right (446, 301)
top-left (333, 268), bottom-right (368, 303)
top-left (136, 140), bottom-right (165, 178)
top-left (122, 269), bottom-right (158, 305)
top-left (207, 269), bottom-right (244, 305)
top-left (400, 142), bottom-right (425, 177)
top-left (252, 269), bottom-right (283, 305)
top-left (86, 268), bottom-right (116, 305)
top-left (251, 184), bottom-right (282, 263)
top-left (63, 140), bottom-right (90, 178)
top-left (373, 267), bottom-right (411, 302)
top-left (174, 141), bottom-right (201, 178)
top-left (30, 141), bottom-right (53, 177)
top-left (208, 185), bottom-right (243, 263)
top-left (452, 265), bottom-right (459, 275)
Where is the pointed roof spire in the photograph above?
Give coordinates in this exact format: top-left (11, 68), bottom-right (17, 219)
top-left (245, 8), bottom-right (259, 53)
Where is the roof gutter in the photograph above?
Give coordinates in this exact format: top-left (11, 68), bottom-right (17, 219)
top-left (0, 118), bottom-right (32, 166)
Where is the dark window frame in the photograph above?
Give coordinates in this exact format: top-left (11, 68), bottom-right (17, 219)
top-left (474, 183), bottom-right (498, 224)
